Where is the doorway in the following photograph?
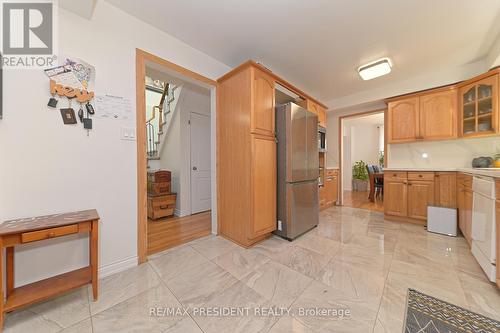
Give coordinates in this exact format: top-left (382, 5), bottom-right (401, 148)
top-left (339, 110), bottom-right (386, 212)
top-left (136, 49), bottom-right (217, 262)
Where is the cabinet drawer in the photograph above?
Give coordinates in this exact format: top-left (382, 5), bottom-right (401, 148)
top-left (21, 224), bottom-right (79, 243)
top-left (149, 194), bottom-right (177, 208)
top-left (384, 172), bottom-right (407, 181)
top-left (326, 169), bottom-right (338, 176)
top-left (408, 172), bottom-right (435, 181)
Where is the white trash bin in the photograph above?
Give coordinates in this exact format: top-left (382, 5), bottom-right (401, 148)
top-left (427, 206), bottom-right (458, 237)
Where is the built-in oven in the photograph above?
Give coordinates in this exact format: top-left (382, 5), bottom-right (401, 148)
top-left (318, 126), bottom-right (326, 152)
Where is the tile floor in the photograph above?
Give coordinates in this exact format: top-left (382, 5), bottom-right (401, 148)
top-left (5, 206), bottom-right (500, 332)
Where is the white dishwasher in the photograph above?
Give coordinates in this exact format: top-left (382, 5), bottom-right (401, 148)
top-left (471, 175), bottom-right (496, 282)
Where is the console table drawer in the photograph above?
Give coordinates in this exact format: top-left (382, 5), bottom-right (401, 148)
top-left (21, 224), bottom-right (79, 243)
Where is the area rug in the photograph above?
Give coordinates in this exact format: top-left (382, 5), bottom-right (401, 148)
top-left (404, 289), bottom-right (500, 333)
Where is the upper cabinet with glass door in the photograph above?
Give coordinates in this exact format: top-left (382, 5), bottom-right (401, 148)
top-left (459, 74), bottom-right (499, 138)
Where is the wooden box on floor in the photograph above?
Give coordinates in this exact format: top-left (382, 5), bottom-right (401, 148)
top-left (147, 181), bottom-right (171, 196)
top-left (148, 193), bottom-right (177, 220)
top-left (147, 170), bottom-right (171, 183)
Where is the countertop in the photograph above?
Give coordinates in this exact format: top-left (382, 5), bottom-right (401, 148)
top-left (384, 167), bottom-right (500, 179)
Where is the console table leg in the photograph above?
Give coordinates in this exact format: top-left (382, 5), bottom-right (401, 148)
top-left (6, 247), bottom-right (14, 298)
top-left (90, 220), bottom-right (98, 301)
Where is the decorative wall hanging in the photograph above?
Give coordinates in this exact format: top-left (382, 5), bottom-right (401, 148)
top-left (44, 56), bottom-right (96, 134)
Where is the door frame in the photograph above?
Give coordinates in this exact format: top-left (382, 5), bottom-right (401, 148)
top-left (136, 49), bottom-right (217, 264)
top-left (338, 109), bottom-right (387, 205)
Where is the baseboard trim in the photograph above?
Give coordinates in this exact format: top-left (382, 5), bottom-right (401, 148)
top-left (99, 255), bottom-right (138, 278)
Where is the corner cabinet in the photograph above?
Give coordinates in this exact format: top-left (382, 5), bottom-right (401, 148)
top-left (217, 64), bottom-right (277, 247)
top-left (387, 89), bottom-right (458, 143)
top-left (458, 74), bottom-right (499, 138)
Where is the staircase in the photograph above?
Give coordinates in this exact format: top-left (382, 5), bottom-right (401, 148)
top-left (146, 83), bottom-right (181, 161)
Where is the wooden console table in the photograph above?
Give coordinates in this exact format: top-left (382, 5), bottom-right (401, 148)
top-left (0, 209), bottom-right (99, 328)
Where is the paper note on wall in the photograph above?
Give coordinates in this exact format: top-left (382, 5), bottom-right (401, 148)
top-left (95, 95), bottom-right (133, 120)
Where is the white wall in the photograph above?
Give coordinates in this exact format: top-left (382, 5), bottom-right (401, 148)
top-left (0, 1), bottom-right (230, 286)
top-left (388, 136), bottom-right (500, 168)
top-left (159, 83), bottom-right (211, 217)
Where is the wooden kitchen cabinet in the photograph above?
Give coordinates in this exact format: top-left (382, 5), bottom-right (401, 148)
top-left (458, 74), bottom-right (499, 138)
top-left (306, 100), bottom-right (326, 127)
top-left (407, 180), bottom-right (435, 220)
top-left (217, 60), bottom-right (326, 247)
top-left (384, 178), bottom-right (408, 217)
top-left (324, 169), bottom-right (338, 208)
top-left (251, 69), bottom-right (275, 137)
top-left (250, 135), bottom-right (277, 238)
top-left (463, 188), bottom-right (473, 245)
top-left (387, 97), bottom-right (419, 143)
top-left (217, 64), bottom-right (277, 246)
top-left (457, 173), bottom-right (473, 245)
top-left (387, 89), bottom-right (458, 143)
top-left (434, 172), bottom-right (457, 208)
top-left (419, 89), bottom-right (458, 140)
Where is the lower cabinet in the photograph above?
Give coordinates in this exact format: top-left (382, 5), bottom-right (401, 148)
top-left (320, 169), bottom-right (338, 210)
top-left (384, 179), bottom-right (408, 217)
top-left (457, 173), bottom-right (473, 245)
top-left (408, 181), bottom-right (435, 220)
top-left (385, 171), bottom-right (435, 223)
top-left (435, 172), bottom-right (457, 208)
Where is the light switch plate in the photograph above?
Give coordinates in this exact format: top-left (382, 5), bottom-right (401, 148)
top-left (121, 127), bottom-right (136, 141)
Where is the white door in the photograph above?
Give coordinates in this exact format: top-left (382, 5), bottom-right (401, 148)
top-left (190, 112), bottom-right (211, 214)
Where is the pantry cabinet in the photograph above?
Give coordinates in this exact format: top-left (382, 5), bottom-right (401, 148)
top-left (458, 74), bottom-right (499, 138)
top-left (217, 61), bottom-right (327, 247)
top-left (217, 64), bottom-right (277, 246)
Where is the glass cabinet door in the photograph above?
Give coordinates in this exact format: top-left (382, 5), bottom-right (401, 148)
top-left (462, 87), bottom-right (475, 135)
top-left (460, 75), bottom-right (498, 136)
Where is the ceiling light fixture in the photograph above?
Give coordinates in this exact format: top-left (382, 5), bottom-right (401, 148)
top-left (358, 58), bottom-right (392, 80)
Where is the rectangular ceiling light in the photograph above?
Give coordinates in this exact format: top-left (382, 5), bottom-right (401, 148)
top-left (358, 58), bottom-right (392, 80)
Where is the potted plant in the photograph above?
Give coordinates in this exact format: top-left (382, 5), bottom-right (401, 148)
top-left (379, 151), bottom-right (384, 168)
top-left (352, 160), bottom-right (369, 191)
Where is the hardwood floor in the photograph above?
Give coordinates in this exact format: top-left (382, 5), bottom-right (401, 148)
top-left (342, 190), bottom-right (384, 212)
top-left (147, 211), bottom-right (212, 256)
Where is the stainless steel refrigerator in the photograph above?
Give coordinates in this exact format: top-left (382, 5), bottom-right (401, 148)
top-left (274, 102), bottom-right (319, 240)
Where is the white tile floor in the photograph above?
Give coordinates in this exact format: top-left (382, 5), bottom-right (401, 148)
top-left (5, 206), bottom-right (500, 332)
